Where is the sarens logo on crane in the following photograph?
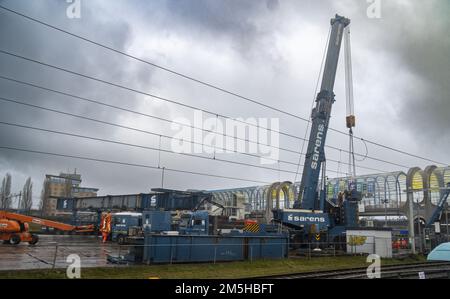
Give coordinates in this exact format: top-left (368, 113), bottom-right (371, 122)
top-left (311, 123), bottom-right (325, 170)
top-left (287, 214), bottom-right (326, 223)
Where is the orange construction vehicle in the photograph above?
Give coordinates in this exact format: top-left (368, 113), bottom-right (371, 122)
top-left (0, 211), bottom-right (94, 245)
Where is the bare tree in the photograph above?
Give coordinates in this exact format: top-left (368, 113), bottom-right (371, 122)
top-left (21, 177), bottom-right (33, 212)
top-left (0, 173), bottom-right (12, 210)
top-left (40, 179), bottom-right (50, 216)
top-left (39, 188), bottom-right (45, 212)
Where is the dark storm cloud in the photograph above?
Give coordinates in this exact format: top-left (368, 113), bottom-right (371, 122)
top-left (384, 2), bottom-right (450, 144)
top-left (162, 0), bottom-right (450, 164)
top-left (0, 0), bottom-right (448, 208)
top-left (0, 0), bottom-right (157, 202)
top-left (136, 0), bottom-right (283, 58)
top-left (338, 0), bottom-right (450, 155)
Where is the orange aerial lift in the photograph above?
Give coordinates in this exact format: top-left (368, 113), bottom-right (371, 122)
top-left (0, 211), bottom-right (94, 245)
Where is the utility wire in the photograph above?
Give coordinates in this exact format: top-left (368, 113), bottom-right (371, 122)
top-left (0, 120), bottom-right (304, 176)
top-left (0, 74), bottom-right (303, 161)
top-left (0, 49), bottom-right (303, 148)
top-left (0, 4), bottom-right (446, 166)
top-left (0, 145), bottom-right (272, 185)
top-left (0, 52), bottom-right (441, 169)
top-left (0, 4), bottom-right (309, 121)
top-left (0, 91), bottom-right (295, 167)
top-left (0, 93), bottom-right (393, 173)
top-left (0, 72), bottom-right (405, 171)
top-left (0, 75), bottom-right (390, 172)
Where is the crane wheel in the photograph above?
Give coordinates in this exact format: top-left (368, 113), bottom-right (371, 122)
top-left (9, 235), bottom-right (21, 245)
top-left (29, 234), bottom-right (39, 245)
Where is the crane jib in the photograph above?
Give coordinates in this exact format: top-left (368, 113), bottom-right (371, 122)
top-left (298, 15), bottom-right (350, 211)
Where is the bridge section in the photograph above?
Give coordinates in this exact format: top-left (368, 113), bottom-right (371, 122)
top-left (210, 166), bottom-right (450, 226)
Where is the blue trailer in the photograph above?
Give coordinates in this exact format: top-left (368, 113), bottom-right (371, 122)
top-left (141, 234), bottom-right (288, 264)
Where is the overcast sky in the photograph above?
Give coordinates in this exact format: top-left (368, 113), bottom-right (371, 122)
top-left (0, 0), bottom-right (449, 208)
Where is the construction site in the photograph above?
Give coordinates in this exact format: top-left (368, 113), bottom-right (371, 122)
top-left (0, 0), bottom-right (450, 284)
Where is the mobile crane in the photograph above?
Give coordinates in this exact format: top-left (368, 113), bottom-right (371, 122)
top-left (272, 15), bottom-right (361, 243)
top-left (0, 211), bottom-right (94, 245)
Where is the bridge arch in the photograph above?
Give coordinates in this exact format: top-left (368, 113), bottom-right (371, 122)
top-left (424, 165), bottom-right (444, 206)
top-left (406, 167), bottom-right (425, 205)
top-left (275, 181), bottom-right (295, 209)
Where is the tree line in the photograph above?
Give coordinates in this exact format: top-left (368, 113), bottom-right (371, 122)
top-left (0, 173), bottom-right (34, 212)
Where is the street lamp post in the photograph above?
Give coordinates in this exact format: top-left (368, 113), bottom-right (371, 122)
top-left (416, 195), bottom-right (423, 254)
top-left (446, 202), bottom-right (449, 242)
top-left (407, 189), bottom-right (416, 254)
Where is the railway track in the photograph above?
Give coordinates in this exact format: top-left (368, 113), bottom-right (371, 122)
top-left (261, 262), bottom-right (450, 279)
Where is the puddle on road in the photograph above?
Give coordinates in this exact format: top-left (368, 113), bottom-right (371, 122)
top-left (0, 235), bottom-right (123, 270)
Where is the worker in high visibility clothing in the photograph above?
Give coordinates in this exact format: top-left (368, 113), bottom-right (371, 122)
top-left (99, 212), bottom-right (112, 243)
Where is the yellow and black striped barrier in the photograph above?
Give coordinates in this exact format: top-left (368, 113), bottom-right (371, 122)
top-left (244, 222), bottom-right (260, 233)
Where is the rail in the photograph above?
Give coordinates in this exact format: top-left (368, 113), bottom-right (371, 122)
top-left (260, 261), bottom-right (450, 279)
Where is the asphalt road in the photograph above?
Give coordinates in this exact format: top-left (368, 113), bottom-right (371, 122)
top-left (0, 235), bottom-right (124, 270)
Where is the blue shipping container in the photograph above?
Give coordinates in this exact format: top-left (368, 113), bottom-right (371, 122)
top-left (142, 234), bottom-right (288, 263)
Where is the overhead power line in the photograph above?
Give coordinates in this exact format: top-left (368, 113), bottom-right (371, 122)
top-left (0, 93), bottom-right (395, 172)
top-left (0, 62), bottom-right (413, 171)
top-left (0, 4), bottom-right (446, 166)
top-left (0, 74), bottom-right (310, 161)
top-left (0, 4), bottom-right (309, 121)
top-left (0, 120), bottom-right (305, 176)
top-left (0, 75), bottom-right (389, 173)
top-left (0, 49), bottom-right (305, 147)
top-left (0, 145), bottom-right (272, 185)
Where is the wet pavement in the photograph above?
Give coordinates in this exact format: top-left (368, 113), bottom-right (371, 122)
top-left (0, 235), bottom-right (125, 270)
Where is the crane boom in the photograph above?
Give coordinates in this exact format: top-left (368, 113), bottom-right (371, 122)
top-left (272, 15), bottom-right (360, 243)
top-left (297, 15), bottom-right (350, 210)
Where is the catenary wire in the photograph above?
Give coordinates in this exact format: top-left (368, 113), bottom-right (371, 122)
top-left (0, 145), bottom-right (273, 185)
top-left (0, 74), bottom-right (404, 171)
top-left (0, 94), bottom-right (396, 172)
top-left (0, 120), bottom-right (307, 176)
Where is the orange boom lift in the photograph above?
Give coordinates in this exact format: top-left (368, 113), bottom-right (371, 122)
top-left (0, 211), bottom-right (94, 245)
